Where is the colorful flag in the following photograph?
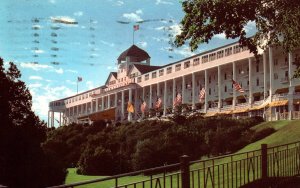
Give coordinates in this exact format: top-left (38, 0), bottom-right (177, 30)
top-left (133, 25), bottom-right (139, 31)
top-left (127, 102), bottom-right (134, 113)
top-left (141, 101), bottom-right (147, 113)
top-left (232, 79), bottom-right (245, 93)
top-left (173, 93), bottom-right (182, 107)
top-left (199, 88), bottom-right (205, 102)
top-left (77, 76), bottom-right (83, 82)
top-left (155, 97), bottom-right (162, 109)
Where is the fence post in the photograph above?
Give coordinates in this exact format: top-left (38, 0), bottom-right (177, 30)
top-left (180, 155), bottom-right (190, 188)
top-left (261, 144), bottom-right (268, 180)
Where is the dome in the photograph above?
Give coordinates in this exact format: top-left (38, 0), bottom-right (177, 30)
top-left (117, 45), bottom-right (150, 62)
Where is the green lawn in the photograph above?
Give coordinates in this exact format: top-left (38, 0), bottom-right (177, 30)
top-left (64, 120), bottom-right (300, 188)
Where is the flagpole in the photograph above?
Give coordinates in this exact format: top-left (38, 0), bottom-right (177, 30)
top-left (133, 29), bottom-right (135, 44)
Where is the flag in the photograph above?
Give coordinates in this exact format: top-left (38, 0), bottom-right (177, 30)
top-left (127, 102), bottom-right (134, 113)
top-left (77, 76), bottom-right (82, 82)
top-left (141, 101), bottom-right (147, 113)
top-left (232, 79), bottom-right (244, 93)
top-left (155, 97), bottom-right (162, 109)
top-left (173, 93), bottom-right (182, 107)
top-left (133, 25), bottom-right (139, 31)
top-left (199, 88), bottom-right (205, 102)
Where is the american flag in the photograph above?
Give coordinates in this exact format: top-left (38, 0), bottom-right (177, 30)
top-left (140, 101), bottom-right (147, 113)
top-left (155, 97), bottom-right (162, 109)
top-left (173, 93), bottom-right (182, 107)
top-left (199, 88), bottom-right (205, 102)
top-left (77, 76), bottom-right (82, 82)
top-left (232, 79), bottom-right (244, 93)
top-left (133, 25), bottom-right (139, 31)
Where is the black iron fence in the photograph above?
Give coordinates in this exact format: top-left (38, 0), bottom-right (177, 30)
top-left (49, 141), bottom-right (300, 188)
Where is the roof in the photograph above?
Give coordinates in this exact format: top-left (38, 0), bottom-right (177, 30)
top-left (105, 72), bottom-right (118, 85)
top-left (118, 45), bottom-right (150, 62)
top-left (133, 64), bottom-right (161, 74)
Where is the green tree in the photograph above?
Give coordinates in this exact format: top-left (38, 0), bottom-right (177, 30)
top-left (0, 58), bottom-right (67, 187)
top-left (175, 0), bottom-right (300, 76)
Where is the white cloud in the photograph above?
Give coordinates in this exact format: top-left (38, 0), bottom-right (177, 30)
top-left (152, 37), bottom-right (169, 42)
top-left (49, 0), bottom-right (56, 4)
top-left (32, 49), bottom-right (45, 54)
top-left (169, 24), bottom-right (182, 36)
top-left (115, 1), bottom-right (124, 6)
top-left (28, 83), bottom-right (43, 88)
top-left (66, 69), bottom-right (78, 74)
top-left (55, 68), bottom-right (64, 74)
top-left (74, 11), bottom-right (83, 17)
top-left (20, 62), bottom-right (52, 71)
top-left (138, 41), bottom-right (147, 48)
top-left (155, 0), bottom-right (173, 5)
top-left (122, 10), bottom-right (143, 22)
top-left (107, 66), bottom-right (117, 70)
top-left (214, 33), bottom-right (226, 39)
top-left (29, 76), bottom-right (43, 80)
top-left (86, 81), bottom-right (94, 89)
top-left (161, 45), bottom-right (195, 58)
top-left (100, 40), bottom-right (115, 47)
top-left (244, 21), bottom-right (256, 32)
top-left (66, 80), bottom-right (77, 85)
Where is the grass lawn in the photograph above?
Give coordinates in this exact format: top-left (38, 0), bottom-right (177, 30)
top-left (64, 120), bottom-right (300, 188)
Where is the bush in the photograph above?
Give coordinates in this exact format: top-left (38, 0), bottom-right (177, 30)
top-left (251, 127), bottom-right (276, 142)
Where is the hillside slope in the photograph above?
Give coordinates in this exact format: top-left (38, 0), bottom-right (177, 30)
top-left (239, 120), bottom-right (300, 152)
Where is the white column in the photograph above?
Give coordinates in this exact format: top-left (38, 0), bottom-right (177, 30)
top-left (121, 91), bottom-right (125, 119)
top-left (90, 101), bottom-right (93, 113)
top-left (269, 47), bottom-right (274, 98)
top-left (47, 111), bottom-right (50, 128)
top-left (263, 51), bottom-right (267, 100)
top-left (142, 87), bottom-right (145, 100)
top-left (107, 94), bottom-right (111, 109)
top-left (95, 98), bottom-right (99, 112)
top-left (101, 96), bottom-right (104, 111)
top-left (218, 66), bottom-right (221, 111)
top-left (134, 88), bottom-right (138, 119)
top-left (149, 85), bottom-right (152, 108)
top-left (233, 62), bottom-right (236, 109)
top-left (192, 72), bottom-right (196, 110)
top-left (59, 112), bottom-right (62, 126)
top-left (172, 78), bottom-right (176, 109)
top-left (288, 52), bottom-right (294, 120)
top-left (248, 57), bottom-right (253, 105)
top-left (115, 93), bottom-right (118, 107)
top-left (163, 81), bottom-right (167, 116)
top-left (51, 111), bottom-right (54, 127)
top-left (182, 76), bottom-right (185, 104)
top-left (204, 70), bottom-right (208, 113)
top-left (157, 82), bottom-right (160, 98)
top-left (128, 89), bottom-right (132, 121)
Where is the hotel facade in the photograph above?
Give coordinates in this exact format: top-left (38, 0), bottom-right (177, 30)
top-left (48, 42), bottom-right (300, 127)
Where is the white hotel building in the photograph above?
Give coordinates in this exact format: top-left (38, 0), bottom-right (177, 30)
top-left (48, 42), bottom-right (300, 127)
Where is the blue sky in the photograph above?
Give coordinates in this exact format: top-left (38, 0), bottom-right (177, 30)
top-left (0, 0), bottom-right (256, 122)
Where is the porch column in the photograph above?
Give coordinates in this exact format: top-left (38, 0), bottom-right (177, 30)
top-left (107, 94), bottom-right (111, 109)
top-left (157, 82), bottom-right (160, 98)
top-left (95, 98), bottom-right (99, 112)
top-left (115, 93), bottom-right (118, 107)
top-left (47, 111), bottom-right (50, 128)
top-left (149, 85), bottom-right (152, 108)
top-left (192, 72), bottom-right (196, 110)
top-left (101, 96), bottom-right (104, 111)
top-left (182, 76), bottom-right (186, 104)
top-left (288, 52), bottom-right (294, 120)
top-left (269, 47), bottom-right (274, 99)
top-left (172, 78), bottom-right (176, 110)
top-left (163, 81), bottom-right (167, 116)
top-left (233, 61), bottom-right (237, 109)
top-left (263, 51), bottom-right (268, 100)
top-left (248, 57), bottom-right (253, 105)
top-left (90, 101), bottom-right (93, 112)
top-left (51, 111), bottom-right (54, 127)
top-left (59, 112), bottom-right (62, 126)
top-left (121, 90), bottom-right (125, 119)
top-left (204, 70), bottom-right (208, 113)
top-left (128, 88), bottom-right (133, 121)
top-left (142, 87), bottom-right (145, 100)
top-left (218, 66), bottom-right (221, 111)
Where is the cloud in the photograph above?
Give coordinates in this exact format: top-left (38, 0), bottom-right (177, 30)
top-left (122, 10), bottom-right (143, 22)
top-left (161, 45), bottom-right (195, 58)
top-left (31, 49), bottom-right (45, 54)
top-left (66, 80), bottom-right (77, 85)
top-left (55, 68), bottom-right (64, 74)
top-left (214, 33), bottom-right (226, 39)
top-left (74, 11), bottom-right (83, 17)
top-left (66, 69), bottom-right (78, 74)
top-left (86, 81), bottom-right (94, 89)
top-left (29, 76), bottom-right (43, 80)
top-left (155, 0), bottom-right (173, 5)
top-left (49, 0), bottom-right (56, 4)
top-left (28, 83), bottom-right (43, 88)
top-left (100, 40), bottom-right (115, 47)
top-left (115, 1), bottom-right (124, 6)
top-left (20, 62), bottom-right (64, 74)
top-left (138, 41), bottom-right (147, 48)
top-left (107, 66), bottom-right (117, 70)
top-left (244, 21), bottom-right (256, 32)
top-left (152, 37), bottom-right (169, 42)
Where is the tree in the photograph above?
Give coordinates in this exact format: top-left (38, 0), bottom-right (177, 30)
top-left (175, 0), bottom-right (300, 76)
top-left (0, 58), bottom-right (67, 187)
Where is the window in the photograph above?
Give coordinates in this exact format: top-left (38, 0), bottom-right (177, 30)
top-left (256, 63), bottom-right (259, 72)
top-left (225, 47), bottom-right (232, 56)
top-left (224, 73), bottom-right (227, 80)
top-left (152, 72), bottom-right (157, 78)
top-left (224, 85), bottom-right (227, 92)
top-left (175, 64), bottom-right (181, 71)
top-left (274, 59), bottom-right (278, 66)
top-left (256, 78), bottom-right (259, 86)
top-left (209, 76), bottom-right (211, 83)
top-left (285, 71), bottom-right (288, 78)
top-left (209, 53), bottom-right (216, 61)
top-left (233, 45), bottom-right (241, 54)
top-left (145, 74), bottom-right (149, 81)
top-left (202, 55), bottom-right (208, 63)
top-left (274, 73), bottom-right (278, 80)
top-left (217, 50), bottom-right (224, 59)
top-left (184, 61), bottom-right (191, 68)
top-left (159, 69), bottom-right (164, 76)
top-left (209, 88), bottom-right (211, 95)
top-left (137, 77), bottom-right (142, 83)
top-left (167, 67), bottom-right (172, 74)
top-left (193, 58), bottom-right (200, 66)
top-left (247, 80), bottom-right (249, 86)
